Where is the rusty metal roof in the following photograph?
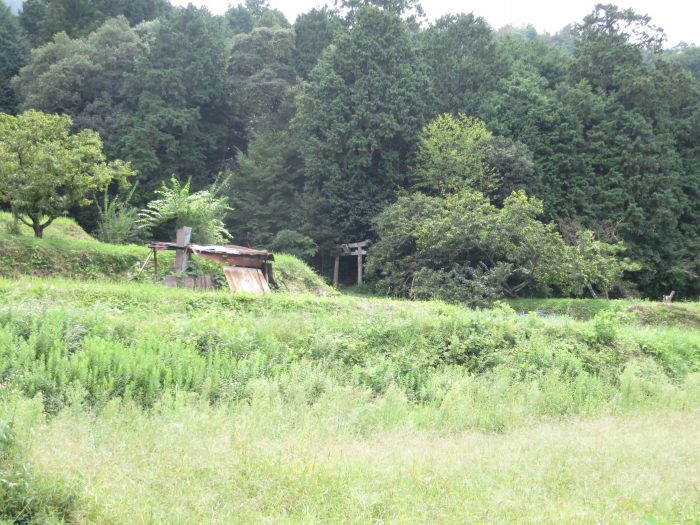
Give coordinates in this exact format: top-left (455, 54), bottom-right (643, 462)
top-left (148, 242), bottom-right (274, 261)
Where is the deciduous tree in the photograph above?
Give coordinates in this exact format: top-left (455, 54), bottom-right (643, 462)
top-left (0, 111), bottom-right (134, 237)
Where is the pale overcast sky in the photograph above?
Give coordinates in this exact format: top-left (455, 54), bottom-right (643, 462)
top-left (171, 0), bottom-right (698, 46)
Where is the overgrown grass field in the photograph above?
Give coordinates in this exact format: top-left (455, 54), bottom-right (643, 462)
top-left (0, 276), bottom-right (699, 523)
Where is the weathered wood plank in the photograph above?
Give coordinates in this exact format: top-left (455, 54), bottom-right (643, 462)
top-left (357, 252), bottom-right (363, 285)
top-left (345, 240), bottom-right (369, 248)
top-left (196, 252), bottom-right (269, 268)
top-left (333, 255), bottom-right (340, 287)
top-left (174, 226), bottom-right (192, 272)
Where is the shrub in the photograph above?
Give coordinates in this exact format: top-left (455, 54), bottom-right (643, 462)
top-left (95, 186), bottom-right (140, 244)
top-left (138, 177), bottom-right (232, 243)
top-left (369, 190), bottom-right (632, 305)
top-left (269, 230), bottom-right (317, 260)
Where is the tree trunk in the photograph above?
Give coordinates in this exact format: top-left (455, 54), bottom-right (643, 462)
top-left (31, 216), bottom-right (43, 238)
top-left (26, 213), bottom-right (55, 238)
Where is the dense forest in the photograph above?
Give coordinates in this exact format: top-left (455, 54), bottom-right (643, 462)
top-left (0, 0), bottom-right (699, 299)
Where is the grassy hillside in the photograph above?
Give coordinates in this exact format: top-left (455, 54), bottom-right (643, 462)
top-left (0, 211), bottom-right (96, 241)
top-left (0, 220), bottom-right (697, 522)
top-left (511, 298), bottom-right (700, 329)
top-left (0, 277), bottom-right (697, 417)
top-left (0, 212), bottom-right (331, 294)
top-left (0, 277), bottom-right (698, 522)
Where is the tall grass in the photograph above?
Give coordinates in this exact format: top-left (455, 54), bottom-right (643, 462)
top-left (0, 277), bottom-right (699, 523)
top-left (0, 278), bottom-right (698, 428)
top-left (2, 392), bottom-right (699, 524)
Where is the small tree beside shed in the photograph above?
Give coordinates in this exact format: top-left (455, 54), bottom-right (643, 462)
top-left (0, 110), bottom-right (134, 237)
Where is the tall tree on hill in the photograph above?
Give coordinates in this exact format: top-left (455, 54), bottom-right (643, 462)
top-left (292, 6), bottom-right (430, 250)
top-left (479, 8), bottom-right (700, 297)
top-left (13, 17), bottom-right (142, 139)
top-left (334, 0), bottom-right (425, 23)
top-left (419, 13), bottom-right (502, 117)
top-left (293, 8), bottom-right (343, 79)
top-left (18, 0), bottom-right (169, 45)
top-left (224, 130), bottom-right (302, 246)
top-left (0, 3), bottom-right (27, 113)
top-left (224, 0), bottom-right (288, 36)
top-left (116, 6), bottom-right (230, 192)
top-left (667, 44), bottom-right (700, 82)
top-left (564, 4), bottom-right (700, 296)
top-left (17, 0), bottom-right (47, 47)
top-left (228, 24), bottom-right (298, 134)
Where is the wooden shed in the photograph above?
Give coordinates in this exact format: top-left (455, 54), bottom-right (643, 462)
top-left (148, 228), bottom-right (274, 294)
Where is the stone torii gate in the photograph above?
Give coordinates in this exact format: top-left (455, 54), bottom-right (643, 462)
top-left (333, 240), bottom-right (369, 287)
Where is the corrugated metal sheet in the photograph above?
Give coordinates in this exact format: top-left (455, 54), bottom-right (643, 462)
top-left (223, 266), bottom-right (270, 294)
top-left (148, 242), bottom-right (273, 269)
top-left (190, 244), bottom-right (273, 258)
top-left (149, 242), bottom-right (273, 259)
top-left (148, 237), bottom-right (274, 292)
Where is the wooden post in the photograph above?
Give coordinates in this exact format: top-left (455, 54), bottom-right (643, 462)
top-left (333, 255), bottom-right (340, 287)
top-left (153, 248), bottom-right (158, 278)
top-left (263, 262), bottom-right (271, 285)
top-left (265, 262), bottom-right (275, 287)
top-left (175, 226), bottom-right (192, 272)
top-left (357, 252), bottom-right (363, 285)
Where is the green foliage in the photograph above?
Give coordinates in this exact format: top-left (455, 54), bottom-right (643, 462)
top-left (224, 1), bottom-right (290, 35)
top-left (412, 263), bottom-right (506, 307)
top-left (479, 4), bottom-right (700, 298)
top-left (486, 135), bottom-right (536, 203)
top-left (292, 5), bottom-right (430, 248)
top-left (269, 230), bottom-right (317, 260)
top-left (5, 0), bottom-right (700, 298)
top-left (592, 308), bottom-right (624, 344)
top-left (115, 6), bottom-right (230, 190)
top-left (224, 130), bottom-right (302, 246)
top-left (95, 185), bottom-right (140, 245)
top-left (17, 0), bottom-right (47, 47)
top-left (138, 178), bottom-right (232, 244)
top-left (229, 24), bottom-right (298, 132)
top-left (420, 13), bottom-right (503, 116)
top-left (293, 7), bottom-right (343, 78)
top-left (0, 276), bottom-right (697, 418)
top-left (667, 44), bottom-right (700, 81)
top-left (369, 190), bottom-right (632, 304)
top-left (12, 16), bottom-right (143, 151)
top-left (19, 0), bottom-right (170, 45)
top-left (0, 3), bottom-right (27, 113)
top-left (411, 113), bottom-right (498, 194)
top-left (237, 0), bottom-right (289, 29)
top-left (14, 9), bottom-right (230, 193)
top-left (0, 111), bottom-right (135, 238)
top-left (0, 399), bottom-right (77, 524)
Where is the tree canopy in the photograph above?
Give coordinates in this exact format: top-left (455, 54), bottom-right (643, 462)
top-left (368, 190), bottom-right (636, 305)
top-left (0, 110), bottom-right (134, 237)
top-left (1, 1), bottom-right (698, 298)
